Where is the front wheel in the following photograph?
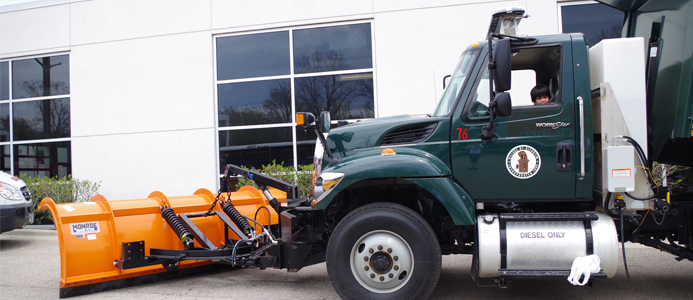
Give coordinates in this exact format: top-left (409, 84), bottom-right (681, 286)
top-left (326, 202), bottom-right (441, 299)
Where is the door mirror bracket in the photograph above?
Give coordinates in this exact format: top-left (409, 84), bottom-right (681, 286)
top-left (481, 34), bottom-right (513, 140)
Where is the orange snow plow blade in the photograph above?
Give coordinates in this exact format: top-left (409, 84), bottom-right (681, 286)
top-left (39, 186), bottom-right (284, 297)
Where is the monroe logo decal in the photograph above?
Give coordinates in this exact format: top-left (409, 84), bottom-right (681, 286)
top-left (536, 122), bottom-right (570, 129)
top-left (506, 145), bottom-right (541, 179)
top-left (70, 222), bottom-right (100, 235)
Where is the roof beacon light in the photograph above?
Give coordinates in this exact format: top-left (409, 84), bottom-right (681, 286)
top-left (488, 7), bottom-right (527, 36)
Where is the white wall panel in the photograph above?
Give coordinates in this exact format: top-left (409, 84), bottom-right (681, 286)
top-left (522, 0), bottom-right (561, 35)
top-left (211, 0), bottom-right (373, 30)
top-left (373, 3), bottom-right (487, 116)
top-left (0, 4), bottom-right (70, 56)
top-left (373, 1), bottom-right (560, 117)
top-left (70, 0), bottom-right (211, 45)
top-left (375, 0), bottom-right (497, 12)
top-left (70, 31), bottom-right (214, 137)
top-left (71, 128), bottom-right (218, 200)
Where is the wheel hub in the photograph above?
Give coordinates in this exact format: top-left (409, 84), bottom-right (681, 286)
top-left (371, 253), bottom-right (391, 273)
top-left (350, 230), bottom-right (414, 293)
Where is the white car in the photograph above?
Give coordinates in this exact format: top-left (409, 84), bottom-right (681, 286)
top-left (0, 172), bottom-right (33, 233)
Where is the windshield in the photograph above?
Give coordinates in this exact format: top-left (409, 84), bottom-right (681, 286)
top-left (432, 46), bottom-right (481, 117)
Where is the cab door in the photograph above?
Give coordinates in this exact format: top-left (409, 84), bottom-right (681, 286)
top-left (450, 42), bottom-right (578, 202)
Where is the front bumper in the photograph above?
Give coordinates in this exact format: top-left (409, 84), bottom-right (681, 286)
top-left (0, 202), bottom-right (33, 233)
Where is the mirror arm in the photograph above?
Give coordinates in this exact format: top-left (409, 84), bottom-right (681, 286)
top-left (481, 32), bottom-right (498, 140)
top-left (312, 127), bottom-right (335, 160)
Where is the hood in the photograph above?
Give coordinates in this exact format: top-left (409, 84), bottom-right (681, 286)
top-left (0, 172), bottom-right (30, 206)
top-left (0, 172), bottom-right (26, 189)
top-left (326, 115), bottom-right (441, 155)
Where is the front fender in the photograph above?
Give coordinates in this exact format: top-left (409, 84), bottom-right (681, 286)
top-left (314, 148), bottom-right (476, 225)
top-left (327, 147), bottom-right (450, 178)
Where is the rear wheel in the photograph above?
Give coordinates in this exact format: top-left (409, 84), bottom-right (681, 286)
top-left (326, 202), bottom-right (441, 299)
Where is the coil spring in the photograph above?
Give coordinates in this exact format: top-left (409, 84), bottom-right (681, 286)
top-left (223, 202), bottom-right (252, 236)
top-left (162, 207), bottom-right (194, 247)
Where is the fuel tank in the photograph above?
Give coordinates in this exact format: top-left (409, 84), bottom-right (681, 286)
top-left (477, 212), bottom-right (618, 278)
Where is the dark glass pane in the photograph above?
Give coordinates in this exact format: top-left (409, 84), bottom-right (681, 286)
top-left (219, 127), bottom-right (293, 171)
top-left (295, 72), bottom-right (374, 120)
top-left (294, 23), bottom-right (372, 74)
top-left (0, 103), bottom-right (8, 142)
top-left (14, 141), bottom-right (71, 178)
top-left (562, 3), bottom-right (624, 47)
top-left (1, 62), bottom-right (8, 100)
top-left (218, 79), bottom-right (291, 127)
top-left (12, 55), bottom-right (70, 99)
top-left (216, 31), bottom-right (290, 80)
top-left (0, 145), bottom-right (9, 174)
top-left (13, 98), bottom-right (71, 141)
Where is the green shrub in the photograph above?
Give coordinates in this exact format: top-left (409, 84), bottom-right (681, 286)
top-left (20, 175), bottom-right (101, 224)
top-left (236, 161), bottom-right (313, 199)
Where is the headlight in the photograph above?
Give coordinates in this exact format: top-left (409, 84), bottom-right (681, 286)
top-left (0, 183), bottom-right (24, 201)
top-left (313, 172), bottom-right (344, 201)
top-left (312, 136), bottom-right (326, 197)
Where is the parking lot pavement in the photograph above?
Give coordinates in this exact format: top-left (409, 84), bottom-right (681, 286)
top-left (1, 228), bottom-right (692, 299)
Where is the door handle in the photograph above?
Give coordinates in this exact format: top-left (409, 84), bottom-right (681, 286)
top-left (556, 142), bottom-right (573, 172)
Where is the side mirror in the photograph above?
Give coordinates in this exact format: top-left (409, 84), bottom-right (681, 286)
top-left (481, 92), bottom-right (512, 140)
top-left (492, 38), bottom-right (511, 92)
top-left (317, 111), bottom-right (331, 134)
top-left (494, 92), bottom-right (512, 117)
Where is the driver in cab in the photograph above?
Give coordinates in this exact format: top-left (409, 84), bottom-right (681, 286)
top-left (531, 84), bottom-right (551, 105)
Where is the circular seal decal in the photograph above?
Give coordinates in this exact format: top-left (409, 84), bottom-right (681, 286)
top-left (505, 145), bottom-right (541, 179)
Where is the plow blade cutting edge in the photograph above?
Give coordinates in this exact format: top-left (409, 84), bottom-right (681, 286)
top-left (39, 185), bottom-right (284, 298)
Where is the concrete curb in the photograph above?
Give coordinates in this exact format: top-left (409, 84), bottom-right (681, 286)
top-left (24, 224), bottom-right (55, 230)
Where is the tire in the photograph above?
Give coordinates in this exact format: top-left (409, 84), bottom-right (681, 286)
top-left (326, 202), bottom-right (442, 300)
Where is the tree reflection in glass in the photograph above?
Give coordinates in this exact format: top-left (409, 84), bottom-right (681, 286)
top-left (218, 79), bottom-right (292, 127)
top-left (13, 98), bottom-right (71, 141)
top-left (294, 51), bottom-right (373, 119)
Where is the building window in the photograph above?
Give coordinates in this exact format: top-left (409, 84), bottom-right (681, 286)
top-left (559, 1), bottom-right (625, 47)
top-left (0, 54), bottom-right (71, 177)
top-left (215, 22), bottom-right (374, 172)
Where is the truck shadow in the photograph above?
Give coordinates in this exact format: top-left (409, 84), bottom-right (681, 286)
top-left (0, 236), bottom-right (33, 251)
top-left (432, 254), bottom-right (693, 300)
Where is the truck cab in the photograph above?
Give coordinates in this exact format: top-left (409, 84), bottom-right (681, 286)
top-left (313, 33), bottom-right (595, 224)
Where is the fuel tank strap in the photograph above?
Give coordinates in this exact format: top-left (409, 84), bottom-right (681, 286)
top-left (499, 212), bottom-right (598, 221)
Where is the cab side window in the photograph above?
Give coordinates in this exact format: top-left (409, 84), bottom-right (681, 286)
top-left (465, 45), bottom-right (562, 120)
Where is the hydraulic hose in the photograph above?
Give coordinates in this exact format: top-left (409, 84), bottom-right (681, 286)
top-left (619, 207), bottom-right (631, 281)
top-left (620, 135), bottom-right (657, 189)
top-left (604, 192), bottom-right (619, 218)
top-left (605, 192), bottom-right (640, 230)
top-left (625, 191), bottom-right (654, 201)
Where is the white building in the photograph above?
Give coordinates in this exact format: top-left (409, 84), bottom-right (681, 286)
top-left (0, 0), bottom-right (623, 199)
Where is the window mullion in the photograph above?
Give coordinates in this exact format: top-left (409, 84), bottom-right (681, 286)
top-left (8, 60), bottom-right (13, 175)
top-left (289, 29), bottom-right (298, 170)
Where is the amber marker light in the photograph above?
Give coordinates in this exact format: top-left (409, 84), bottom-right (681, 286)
top-left (381, 148), bottom-right (396, 156)
top-left (296, 113), bottom-right (305, 125)
top-left (471, 42), bottom-right (480, 47)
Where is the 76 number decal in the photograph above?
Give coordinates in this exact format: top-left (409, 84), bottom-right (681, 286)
top-left (456, 128), bottom-right (468, 140)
